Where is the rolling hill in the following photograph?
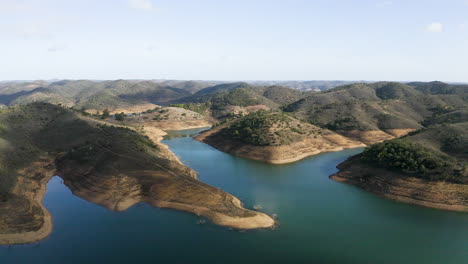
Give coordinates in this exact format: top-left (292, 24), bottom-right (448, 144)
top-left (283, 81), bottom-right (468, 143)
top-left (0, 80), bottom-right (193, 111)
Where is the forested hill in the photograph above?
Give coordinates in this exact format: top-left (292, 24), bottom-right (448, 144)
top-left (359, 122), bottom-right (468, 183)
top-left (283, 81), bottom-right (468, 131)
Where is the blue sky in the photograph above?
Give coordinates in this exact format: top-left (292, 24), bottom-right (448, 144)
top-left (1, 0), bottom-right (467, 81)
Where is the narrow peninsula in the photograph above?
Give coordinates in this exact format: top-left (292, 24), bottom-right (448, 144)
top-left (195, 110), bottom-right (365, 164)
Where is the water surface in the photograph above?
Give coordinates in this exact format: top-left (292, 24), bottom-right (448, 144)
top-left (1, 129), bottom-right (467, 263)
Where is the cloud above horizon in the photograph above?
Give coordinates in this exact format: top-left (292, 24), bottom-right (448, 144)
top-left (426, 22), bottom-right (443, 33)
top-left (128, 0), bottom-right (155, 11)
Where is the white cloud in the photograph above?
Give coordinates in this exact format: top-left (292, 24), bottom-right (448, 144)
top-left (426, 23), bottom-right (443, 33)
top-left (128, 0), bottom-right (154, 11)
top-left (376, 1), bottom-right (393, 7)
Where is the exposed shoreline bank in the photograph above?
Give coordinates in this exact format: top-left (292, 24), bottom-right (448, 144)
top-left (194, 127), bottom-right (366, 164)
top-left (330, 159), bottom-right (468, 212)
top-left (0, 123), bottom-right (274, 246)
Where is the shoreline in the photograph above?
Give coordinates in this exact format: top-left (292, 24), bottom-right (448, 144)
top-left (194, 128), bottom-right (366, 164)
top-left (331, 175), bottom-right (468, 212)
top-left (0, 121), bottom-right (274, 246)
top-left (0, 175), bottom-right (54, 245)
top-left (330, 160), bottom-right (468, 213)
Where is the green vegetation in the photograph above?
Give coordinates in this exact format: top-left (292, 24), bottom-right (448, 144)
top-left (220, 110), bottom-right (318, 146)
top-left (359, 122), bottom-right (468, 183)
top-left (115, 112), bottom-right (125, 121)
top-left (361, 140), bottom-right (463, 182)
top-left (284, 82), bottom-right (467, 131)
top-left (173, 82), bottom-right (307, 118)
top-left (0, 80), bottom-right (192, 110)
top-left (169, 103), bottom-right (210, 114)
top-left (0, 103), bottom-right (165, 194)
top-left (101, 108), bottom-right (110, 119)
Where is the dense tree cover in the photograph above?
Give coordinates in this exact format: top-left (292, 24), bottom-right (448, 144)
top-left (221, 110), bottom-right (305, 146)
top-left (361, 140), bottom-right (466, 183)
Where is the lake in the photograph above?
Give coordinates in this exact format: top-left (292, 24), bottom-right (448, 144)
top-left (1, 129), bottom-right (467, 264)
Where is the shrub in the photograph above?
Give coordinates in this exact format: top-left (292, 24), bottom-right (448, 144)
top-left (115, 112), bottom-right (125, 121)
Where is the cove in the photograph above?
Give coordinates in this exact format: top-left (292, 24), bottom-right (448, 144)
top-left (1, 129), bottom-right (467, 264)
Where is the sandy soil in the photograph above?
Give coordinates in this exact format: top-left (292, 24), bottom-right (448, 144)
top-left (0, 158), bottom-right (56, 245)
top-left (86, 103), bottom-right (159, 115)
top-left (336, 129), bottom-right (416, 145)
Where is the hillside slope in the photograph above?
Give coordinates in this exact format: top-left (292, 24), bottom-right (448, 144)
top-left (173, 82), bottom-right (307, 119)
top-left (284, 82), bottom-right (467, 144)
top-left (0, 103), bottom-right (274, 245)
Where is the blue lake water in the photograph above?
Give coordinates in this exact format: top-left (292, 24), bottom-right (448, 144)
top-left (1, 129), bottom-right (467, 263)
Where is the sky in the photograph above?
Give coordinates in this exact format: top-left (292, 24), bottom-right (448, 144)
top-left (1, 0), bottom-right (468, 82)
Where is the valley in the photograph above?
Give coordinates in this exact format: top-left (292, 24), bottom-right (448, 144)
top-left (0, 79), bottom-right (467, 246)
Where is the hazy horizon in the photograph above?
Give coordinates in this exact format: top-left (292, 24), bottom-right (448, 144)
top-left (1, 79), bottom-right (466, 85)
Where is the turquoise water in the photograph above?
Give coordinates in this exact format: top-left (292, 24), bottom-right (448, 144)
top-left (1, 129), bottom-right (467, 263)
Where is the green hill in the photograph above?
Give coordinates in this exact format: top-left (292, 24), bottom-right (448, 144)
top-left (350, 122), bottom-right (467, 183)
top-left (173, 83), bottom-right (307, 118)
top-left (331, 121), bottom-right (468, 212)
top-left (219, 110), bottom-right (319, 146)
top-left (284, 82), bottom-right (468, 131)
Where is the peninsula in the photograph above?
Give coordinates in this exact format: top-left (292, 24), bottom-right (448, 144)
top-left (0, 103), bottom-right (274, 245)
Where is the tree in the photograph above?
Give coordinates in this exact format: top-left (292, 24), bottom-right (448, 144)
top-left (115, 112), bottom-right (125, 121)
top-left (101, 109), bottom-right (110, 119)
